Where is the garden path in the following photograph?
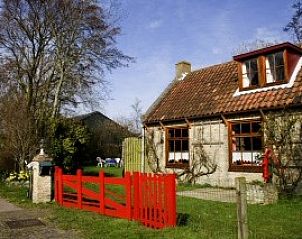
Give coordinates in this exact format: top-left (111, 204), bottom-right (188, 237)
top-left (177, 188), bottom-right (237, 203)
top-left (0, 196), bottom-right (80, 239)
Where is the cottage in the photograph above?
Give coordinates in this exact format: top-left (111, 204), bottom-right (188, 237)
top-left (143, 42), bottom-right (302, 188)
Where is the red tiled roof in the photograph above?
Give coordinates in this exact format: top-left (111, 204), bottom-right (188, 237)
top-left (144, 61), bottom-right (302, 124)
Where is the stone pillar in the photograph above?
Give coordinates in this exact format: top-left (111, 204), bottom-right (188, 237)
top-left (27, 149), bottom-right (53, 203)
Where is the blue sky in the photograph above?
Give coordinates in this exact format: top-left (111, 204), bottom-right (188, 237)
top-left (101, 0), bottom-right (293, 119)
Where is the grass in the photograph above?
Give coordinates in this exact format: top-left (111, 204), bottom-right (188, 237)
top-left (1, 182), bottom-right (302, 239)
top-left (83, 166), bottom-right (123, 177)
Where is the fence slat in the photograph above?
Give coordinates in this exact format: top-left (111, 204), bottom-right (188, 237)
top-left (99, 171), bottom-right (105, 214)
top-left (133, 172), bottom-right (140, 220)
top-left (55, 168), bottom-right (176, 229)
top-left (77, 169), bottom-right (83, 209)
top-left (124, 172), bottom-right (131, 219)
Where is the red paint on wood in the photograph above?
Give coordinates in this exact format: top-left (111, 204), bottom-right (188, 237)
top-left (99, 171), bottom-right (105, 214)
top-left (54, 167), bottom-right (176, 229)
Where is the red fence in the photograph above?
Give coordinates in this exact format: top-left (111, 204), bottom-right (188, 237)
top-left (54, 167), bottom-right (176, 229)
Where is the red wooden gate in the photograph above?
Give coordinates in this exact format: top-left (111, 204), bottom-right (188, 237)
top-left (54, 167), bottom-right (176, 229)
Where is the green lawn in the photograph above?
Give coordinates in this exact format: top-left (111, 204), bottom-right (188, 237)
top-left (83, 166), bottom-right (123, 177)
top-left (0, 182), bottom-right (301, 239)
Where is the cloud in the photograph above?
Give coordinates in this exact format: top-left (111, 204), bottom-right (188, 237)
top-left (147, 20), bottom-right (162, 29)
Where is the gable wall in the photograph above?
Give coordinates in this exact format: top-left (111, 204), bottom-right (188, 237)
top-left (144, 110), bottom-right (302, 188)
top-left (144, 116), bottom-right (262, 187)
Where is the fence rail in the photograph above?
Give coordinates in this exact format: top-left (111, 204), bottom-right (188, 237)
top-left (54, 167), bottom-right (176, 229)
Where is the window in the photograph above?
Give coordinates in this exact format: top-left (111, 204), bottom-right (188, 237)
top-left (266, 51), bottom-right (285, 84)
top-left (241, 58), bottom-right (259, 88)
top-left (166, 127), bottom-right (189, 167)
top-left (229, 120), bottom-right (263, 171)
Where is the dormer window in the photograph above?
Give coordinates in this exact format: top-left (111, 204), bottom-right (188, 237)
top-left (266, 51), bottom-right (285, 84)
top-left (234, 42), bottom-right (302, 92)
top-left (242, 58), bottom-right (259, 88)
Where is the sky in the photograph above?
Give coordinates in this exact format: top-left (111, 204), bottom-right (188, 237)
top-left (100, 0), bottom-right (293, 120)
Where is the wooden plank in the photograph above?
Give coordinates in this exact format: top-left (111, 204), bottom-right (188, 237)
top-left (104, 177), bottom-right (125, 185)
top-left (133, 172), bottom-right (140, 220)
top-left (236, 177), bottom-right (249, 239)
top-left (82, 187), bottom-right (99, 200)
top-left (63, 180), bottom-right (77, 190)
top-left (104, 198), bottom-right (125, 212)
top-left (82, 176), bottom-right (99, 183)
top-left (105, 189), bottom-right (124, 201)
top-left (62, 175), bottom-right (76, 181)
top-left (99, 171), bottom-right (105, 215)
top-left (125, 172), bottom-right (132, 219)
top-left (77, 169), bottom-right (82, 209)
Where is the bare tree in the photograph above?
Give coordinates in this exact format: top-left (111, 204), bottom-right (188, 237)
top-left (116, 98), bottom-right (142, 135)
top-left (0, 95), bottom-right (37, 171)
top-left (0, 0), bottom-right (132, 171)
top-left (131, 98), bottom-right (143, 135)
top-left (284, 0), bottom-right (302, 42)
top-left (233, 39), bottom-right (279, 55)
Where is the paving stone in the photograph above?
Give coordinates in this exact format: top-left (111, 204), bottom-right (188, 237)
top-left (0, 197), bottom-right (81, 239)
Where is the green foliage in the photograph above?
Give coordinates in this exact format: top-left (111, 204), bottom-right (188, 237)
top-left (48, 118), bottom-right (90, 170)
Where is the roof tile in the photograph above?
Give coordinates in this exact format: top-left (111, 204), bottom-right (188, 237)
top-left (144, 60), bottom-right (302, 123)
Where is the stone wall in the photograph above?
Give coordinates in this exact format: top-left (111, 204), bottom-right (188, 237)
top-left (144, 116), bottom-right (263, 188)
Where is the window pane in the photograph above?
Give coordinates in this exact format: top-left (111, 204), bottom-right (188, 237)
top-left (182, 140), bottom-right (189, 151)
top-left (250, 73), bottom-right (259, 86)
top-left (252, 137), bottom-right (262, 150)
top-left (250, 59), bottom-right (258, 71)
top-left (239, 138), bottom-right (245, 150)
top-left (243, 137), bottom-right (252, 151)
top-left (175, 140), bottom-right (181, 151)
top-left (241, 123), bottom-right (250, 133)
top-left (251, 122), bottom-right (261, 133)
top-left (168, 129), bottom-right (174, 138)
top-left (234, 138), bottom-right (240, 151)
top-left (276, 66), bottom-right (285, 82)
top-left (275, 52), bottom-right (284, 66)
top-left (232, 124), bottom-right (240, 134)
top-left (245, 61), bottom-right (250, 72)
top-left (175, 129), bottom-right (181, 137)
top-left (169, 140), bottom-right (175, 152)
top-left (182, 129), bottom-right (188, 137)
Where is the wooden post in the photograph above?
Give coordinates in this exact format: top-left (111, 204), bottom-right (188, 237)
top-left (77, 169), bottom-right (82, 209)
top-left (236, 177), bottom-right (249, 239)
top-left (133, 172), bottom-right (140, 220)
top-left (125, 172), bottom-right (132, 220)
top-left (57, 167), bottom-right (63, 205)
top-left (167, 174), bottom-right (176, 227)
top-left (99, 171), bottom-right (105, 215)
top-left (54, 167), bottom-right (59, 202)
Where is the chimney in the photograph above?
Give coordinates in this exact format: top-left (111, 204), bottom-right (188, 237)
top-left (175, 61), bottom-right (191, 80)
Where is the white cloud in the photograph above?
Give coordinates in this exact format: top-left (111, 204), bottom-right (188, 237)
top-left (147, 20), bottom-right (162, 29)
